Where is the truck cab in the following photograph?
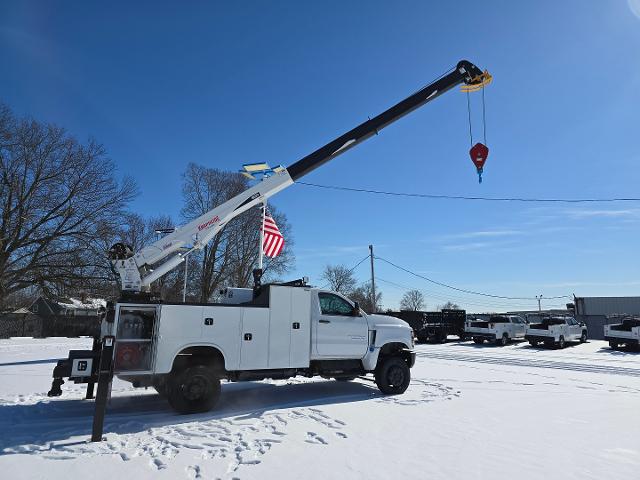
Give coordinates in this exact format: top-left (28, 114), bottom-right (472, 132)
top-left (51, 281), bottom-right (415, 414)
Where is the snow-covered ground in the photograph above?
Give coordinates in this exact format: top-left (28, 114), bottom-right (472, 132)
top-left (1, 337), bottom-right (639, 479)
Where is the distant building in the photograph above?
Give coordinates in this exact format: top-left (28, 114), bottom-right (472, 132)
top-left (28, 296), bottom-right (105, 317)
top-left (574, 296), bottom-right (640, 340)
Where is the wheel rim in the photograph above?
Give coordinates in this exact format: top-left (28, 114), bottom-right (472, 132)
top-left (182, 375), bottom-right (208, 400)
top-left (559, 337), bottom-right (565, 348)
top-left (387, 365), bottom-right (406, 387)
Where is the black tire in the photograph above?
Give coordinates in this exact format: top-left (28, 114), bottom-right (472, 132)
top-left (167, 365), bottom-right (221, 414)
top-left (558, 336), bottom-right (565, 349)
top-left (580, 331), bottom-right (587, 343)
top-left (496, 333), bottom-right (509, 347)
top-left (609, 340), bottom-right (619, 350)
top-left (473, 337), bottom-right (484, 344)
top-left (375, 357), bottom-right (411, 395)
top-left (529, 340), bottom-right (538, 347)
top-left (335, 376), bottom-right (357, 382)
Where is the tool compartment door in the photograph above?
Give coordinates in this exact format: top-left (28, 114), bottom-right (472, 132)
top-left (289, 287), bottom-right (312, 367)
top-left (240, 307), bottom-right (270, 369)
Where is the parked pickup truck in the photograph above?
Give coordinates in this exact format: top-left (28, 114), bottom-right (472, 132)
top-left (465, 315), bottom-right (527, 346)
top-left (604, 316), bottom-right (640, 350)
top-left (525, 315), bottom-right (587, 348)
top-left (48, 280), bottom-right (416, 413)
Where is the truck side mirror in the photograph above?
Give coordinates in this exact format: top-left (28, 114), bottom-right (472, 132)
top-left (352, 302), bottom-right (361, 317)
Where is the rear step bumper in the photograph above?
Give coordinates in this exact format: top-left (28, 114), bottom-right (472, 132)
top-left (604, 336), bottom-right (639, 346)
top-left (47, 340), bottom-right (102, 397)
top-left (525, 334), bottom-right (555, 343)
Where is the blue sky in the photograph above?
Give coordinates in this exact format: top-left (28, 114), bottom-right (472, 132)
top-left (2, 1), bottom-right (640, 311)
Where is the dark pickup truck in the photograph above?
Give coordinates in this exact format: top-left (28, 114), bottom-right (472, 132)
top-left (387, 309), bottom-right (467, 343)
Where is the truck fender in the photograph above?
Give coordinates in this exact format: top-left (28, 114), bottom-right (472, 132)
top-left (363, 342), bottom-right (412, 371)
top-left (168, 344), bottom-right (228, 375)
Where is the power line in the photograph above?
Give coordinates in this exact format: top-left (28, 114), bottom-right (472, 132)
top-left (376, 276), bottom-right (567, 311)
top-left (375, 255), bottom-right (570, 301)
top-left (296, 181), bottom-right (640, 203)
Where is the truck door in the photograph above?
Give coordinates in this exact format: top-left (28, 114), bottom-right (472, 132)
top-left (314, 292), bottom-right (368, 358)
top-left (512, 317), bottom-right (526, 338)
top-left (567, 317), bottom-right (581, 340)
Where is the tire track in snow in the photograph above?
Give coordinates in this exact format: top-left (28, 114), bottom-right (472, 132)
top-left (416, 351), bottom-right (640, 377)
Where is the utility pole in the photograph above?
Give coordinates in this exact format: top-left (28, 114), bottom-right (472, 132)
top-left (369, 245), bottom-right (376, 313)
top-left (536, 295), bottom-right (542, 313)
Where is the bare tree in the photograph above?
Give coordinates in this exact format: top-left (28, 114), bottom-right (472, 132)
top-left (320, 264), bottom-right (357, 295)
top-left (0, 104), bottom-right (137, 307)
top-left (350, 281), bottom-right (382, 314)
top-left (400, 289), bottom-right (425, 311)
top-left (436, 301), bottom-right (460, 310)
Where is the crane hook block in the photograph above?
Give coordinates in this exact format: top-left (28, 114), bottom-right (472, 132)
top-left (461, 70), bottom-right (493, 92)
top-left (469, 142), bottom-right (489, 183)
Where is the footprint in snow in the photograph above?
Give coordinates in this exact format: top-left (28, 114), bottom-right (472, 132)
top-left (306, 432), bottom-right (328, 445)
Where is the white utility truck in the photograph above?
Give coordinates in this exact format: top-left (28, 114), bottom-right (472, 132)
top-left (604, 316), bottom-right (640, 350)
top-left (465, 314), bottom-right (527, 346)
top-left (47, 60), bottom-right (491, 422)
top-left (85, 281), bottom-right (414, 413)
top-left (525, 316), bottom-right (587, 349)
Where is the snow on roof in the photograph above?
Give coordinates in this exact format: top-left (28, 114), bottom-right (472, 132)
top-left (57, 297), bottom-right (106, 310)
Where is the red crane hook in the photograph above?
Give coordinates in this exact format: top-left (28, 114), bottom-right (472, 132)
top-left (469, 142), bottom-right (489, 184)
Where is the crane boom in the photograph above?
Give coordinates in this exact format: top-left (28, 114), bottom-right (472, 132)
top-left (111, 60), bottom-right (489, 293)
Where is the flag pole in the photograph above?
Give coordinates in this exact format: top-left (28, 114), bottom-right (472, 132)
top-left (258, 200), bottom-right (266, 270)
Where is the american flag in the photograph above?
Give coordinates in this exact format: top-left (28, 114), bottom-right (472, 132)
top-left (262, 211), bottom-right (284, 258)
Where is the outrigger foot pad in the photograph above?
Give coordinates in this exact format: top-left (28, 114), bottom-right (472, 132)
top-left (48, 378), bottom-right (64, 397)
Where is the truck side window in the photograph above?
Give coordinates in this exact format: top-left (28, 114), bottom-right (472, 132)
top-left (319, 293), bottom-right (354, 316)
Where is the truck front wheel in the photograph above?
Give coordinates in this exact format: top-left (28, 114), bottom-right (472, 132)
top-left (496, 333), bottom-right (509, 346)
top-left (375, 357), bottom-right (410, 395)
top-left (167, 365), bottom-right (221, 414)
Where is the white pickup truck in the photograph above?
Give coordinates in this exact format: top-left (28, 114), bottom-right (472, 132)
top-left (604, 316), bottom-right (640, 350)
top-left (49, 281), bottom-right (415, 413)
top-left (465, 315), bottom-right (527, 346)
top-left (525, 316), bottom-right (587, 348)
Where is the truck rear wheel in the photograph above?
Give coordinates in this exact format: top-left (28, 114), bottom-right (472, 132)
top-left (473, 337), bottom-right (484, 344)
top-left (167, 365), bottom-right (221, 414)
top-left (609, 340), bottom-right (619, 350)
top-left (375, 357), bottom-right (410, 395)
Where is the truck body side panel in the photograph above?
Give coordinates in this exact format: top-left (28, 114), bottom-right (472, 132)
top-left (202, 306), bottom-right (243, 370)
top-left (289, 287), bottom-right (312, 367)
top-left (153, 305), bottom-right (203, 374)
